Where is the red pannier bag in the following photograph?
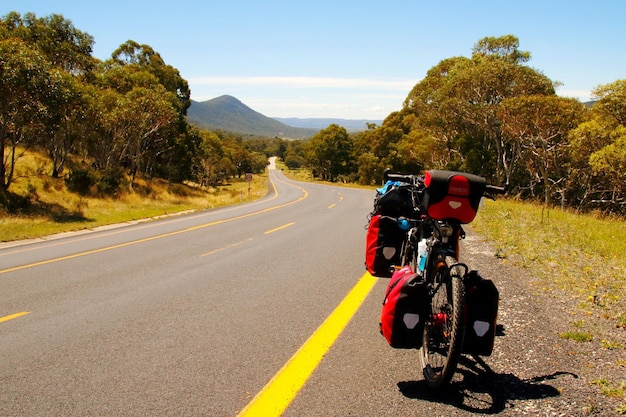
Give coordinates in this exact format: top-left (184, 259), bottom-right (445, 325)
top-left (462, 271), bottom-right (499, 356)
top-left (365, 215), bottom-right (404, 278)
top-left (380, 266), bottom-right (429, 348)
top-left (422, 170), bottom-right (487, 224)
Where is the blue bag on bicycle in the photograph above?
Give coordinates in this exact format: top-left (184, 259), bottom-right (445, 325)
top-left (422, 170), bottom-right (486, 224)
top-left (380, 266), bottom-right (429, 349)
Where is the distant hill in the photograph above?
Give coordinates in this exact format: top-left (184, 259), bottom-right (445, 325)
top-left (187, 95), bottom-right (384, 138)
top-left (187, 96), bottom-right (318, 139)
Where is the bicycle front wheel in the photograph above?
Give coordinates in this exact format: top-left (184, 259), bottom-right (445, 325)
top-left (419, 263), bottom-right (466, 388)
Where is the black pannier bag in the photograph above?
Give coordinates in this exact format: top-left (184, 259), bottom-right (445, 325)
top-left (421, 170), bottom-right (486, 224)
top-left (373, 182), bottom-right (418, 218)
top-left (365, 215), bottom-right (404, 277)
top-left (463, 271), bottom-right (499, 356)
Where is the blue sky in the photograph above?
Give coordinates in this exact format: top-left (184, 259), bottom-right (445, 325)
top-left (2, 0), bottom-right (625, 119)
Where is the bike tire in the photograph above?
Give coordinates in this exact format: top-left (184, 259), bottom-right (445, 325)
top-left (419, 264), bottom-right (466, 388)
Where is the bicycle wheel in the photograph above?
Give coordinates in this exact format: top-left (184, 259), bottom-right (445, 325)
top-left (419, 263), bottom-right (466, 388)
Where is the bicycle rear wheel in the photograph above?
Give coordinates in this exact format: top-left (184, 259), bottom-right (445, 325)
top-left (419, 263), bottom-right (466, 388)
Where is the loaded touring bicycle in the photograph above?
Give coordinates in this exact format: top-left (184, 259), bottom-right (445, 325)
top-left (366, 169), bottom-right (506, 387)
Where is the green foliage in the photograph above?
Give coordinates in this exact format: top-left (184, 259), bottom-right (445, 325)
top-left (97, 167), bottom-right (126, 196)
top-left (592, 379), bottom-right (625, 399)
top-left (498, 95), bottom-right (586, 204)
top-left (0, 11), bottom-right (275, 207)
top-left (306, 124), bottom-right (354, 182)
top-left (472, 34), bottom-right (531, 64)
top-left (65, 167), bottom-right (97, 195)
top-left (286, 34), bottom-right (625, 216)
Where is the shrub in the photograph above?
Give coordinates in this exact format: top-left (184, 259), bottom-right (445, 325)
top-left (97, 167), bottom-right (126, 196)
top-left (65, 168), bottom-right (97, 195)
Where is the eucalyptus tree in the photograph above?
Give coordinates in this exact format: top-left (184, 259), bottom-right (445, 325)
top-left (306, 124), bottom-right (354, 181)
top-left (111, 40), bottom-right (191, 116)
top-left (569, 80), bottom-right (626, 213)
top-left (0, 12), bottom-right (96, 179)
top-left (0, 37), bottom-right (52, 191)
top-left (105, 41), bottom-right (192, 182)
top-left (190, 129), bottom-right (229, 187)
top-left (88, 65), bottom-right (179, 185)
top-left (402, 35), bottom-right (556, 184)
top-left (498, 95), bottom-right (585, 205)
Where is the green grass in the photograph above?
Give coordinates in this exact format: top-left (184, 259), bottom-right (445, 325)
top-left (472, 198), bottom-right (626, 329)
top-left (592, 379), bottom-right (626, 416)
top-left (592, 379), bottom-right (625, 399)
top-left (559, 330), bottom-right (593, 342)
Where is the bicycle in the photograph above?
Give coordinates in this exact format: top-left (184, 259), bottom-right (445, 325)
top-left (369, 169), bottom-right (506, 388)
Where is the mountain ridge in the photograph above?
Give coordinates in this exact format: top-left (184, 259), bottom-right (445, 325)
top-left (187, 96), bottom-right (317, 139)
top-left (187, 95), bottom-right (382, 138)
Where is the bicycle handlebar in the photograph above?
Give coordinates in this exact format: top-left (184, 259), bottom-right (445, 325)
top-left (383, 169), bottom-right (507, 197)
top-left (383, 169), bottom-right (423, 185)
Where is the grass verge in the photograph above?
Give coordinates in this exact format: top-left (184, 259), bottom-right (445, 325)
top-left (472, 198), bottom-right (626, 413)
top-left (472, 198), bottom-right (626, 330)
top-left (1, 152), bottom-right (269, 243)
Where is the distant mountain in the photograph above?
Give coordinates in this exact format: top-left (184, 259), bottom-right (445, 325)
top-left (187, 95), bottom-right (384, 138)
top-left (187, 96), bottom-right (318, 139)
top-left (273, 118), bottom-right (383, 132)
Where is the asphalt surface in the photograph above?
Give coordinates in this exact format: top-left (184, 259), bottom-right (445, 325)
top-left (1, 162), bottom-right (621, 416)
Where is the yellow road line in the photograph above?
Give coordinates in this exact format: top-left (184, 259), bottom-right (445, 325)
top-left (264, 222), bottom-right (295, 234)
top-left (0, 311), bottom-right (30, 323)
top-left (201, 238), bottom-right (254, 257)
top-left (328, 204), bottom-right (336, 209)
top-left (237, 273), bottom-right (378, 417)
top-left (0, 177), bottom-right (308, 276)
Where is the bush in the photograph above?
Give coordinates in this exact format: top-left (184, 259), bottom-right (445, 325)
top-left (65, 168), bottom-right (97, 195)
top-left (285, 154), bottom-right (304, 169)
top-left (97, 167), bottom-right (126, 196)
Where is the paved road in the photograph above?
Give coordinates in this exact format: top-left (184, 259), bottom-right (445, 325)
top-left (1, 162), bottom-right (382, 416)
top-left (1, 162), bottom-right (604, 416)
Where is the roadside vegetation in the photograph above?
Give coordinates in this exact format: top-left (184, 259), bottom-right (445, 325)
top-left (280, 161), bottom-right (626, 412)
top-left (472, 198), bottom-right (626, 330)
top-left (472, 199), bottom-right (625, 414)
top-left (0, 150), bottom-right (268, 243)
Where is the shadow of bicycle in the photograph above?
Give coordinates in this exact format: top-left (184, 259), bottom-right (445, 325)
top-left (397, 354), bottom-right (578, 414)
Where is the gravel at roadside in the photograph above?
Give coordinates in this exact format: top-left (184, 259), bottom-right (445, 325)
top-left (447, 227), bottom-right (626, 416)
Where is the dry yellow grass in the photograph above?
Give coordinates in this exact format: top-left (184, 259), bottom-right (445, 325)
top-left (0, 150), bottom-right (268, 242)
